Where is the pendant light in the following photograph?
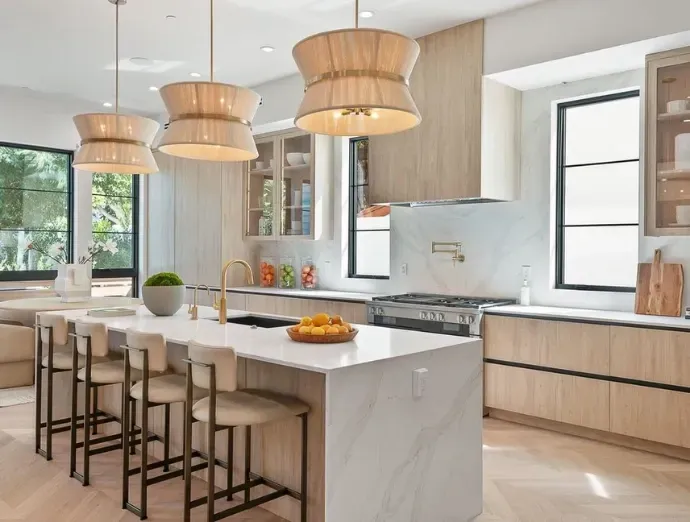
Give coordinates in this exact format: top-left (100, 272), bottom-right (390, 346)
top-left (292, 0), bottom-right (421, 136)
top-left (157, 0), bottom-right (261, 162)
top-left (73, 0), bottom-right (160, 175)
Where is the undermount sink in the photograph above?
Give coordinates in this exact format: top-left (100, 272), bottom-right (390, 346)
top-left (207, 314), bottom-right (295, 329)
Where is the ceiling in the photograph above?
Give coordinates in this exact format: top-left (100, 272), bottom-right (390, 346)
top-left (0, 0), bottom-right (544, 115)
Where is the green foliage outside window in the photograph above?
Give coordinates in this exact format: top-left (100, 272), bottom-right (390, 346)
top-left (92, 173), bottom-right (135, 269)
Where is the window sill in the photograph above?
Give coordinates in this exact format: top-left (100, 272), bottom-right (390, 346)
top-left (555, 284), bottom-right (635, 293)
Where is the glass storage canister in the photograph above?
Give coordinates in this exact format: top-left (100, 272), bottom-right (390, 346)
top-left (259, 256), bottom-right (276, 287)
top-left (300, 256), bottom-right (317, 289)
top-left (279, 256), bottom-right (296, 289)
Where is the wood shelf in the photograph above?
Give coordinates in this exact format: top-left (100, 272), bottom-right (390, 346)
top-left (249, 168), bottom-right (273, 175)
top-left (657, 167), bottom-right (690, 180)
top-left (284, 205), bottom-right (304, 210)
top-left (658, 109), bottom-right (690, 121)
top-left (248, 207), bottom-right (267, 212)
top-left (283, 164), bottom-right (310, 171)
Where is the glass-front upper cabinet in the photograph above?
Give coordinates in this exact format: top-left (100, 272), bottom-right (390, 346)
top-left (646, 46), bottom-right (690, 235)
top-left (244, 129), bottom-right (331, 241)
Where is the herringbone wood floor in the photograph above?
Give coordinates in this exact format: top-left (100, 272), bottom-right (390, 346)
top-left (2, 403), bottom-right (690, 521)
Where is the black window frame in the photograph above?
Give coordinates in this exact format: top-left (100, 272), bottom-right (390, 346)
top-left (348, 137), bottom-right (390, 280)
top-left (555, 89), bottom-right (640, 293)
top-left (0, 141), bottom-right (74, 282)
top-left (91, 175), bottom-right (140, 297)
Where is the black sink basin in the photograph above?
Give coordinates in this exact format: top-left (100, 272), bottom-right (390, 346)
top-left (210, 314), bottom-right (295, 329)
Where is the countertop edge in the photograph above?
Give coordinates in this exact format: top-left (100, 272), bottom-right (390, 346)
top-left (185, 285), bottom-right (377, 304)
top-left (486, 307), bottom-right (690, 332)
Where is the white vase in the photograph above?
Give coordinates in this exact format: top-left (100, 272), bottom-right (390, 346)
top-left (54, 263), bottom-right (92, 303)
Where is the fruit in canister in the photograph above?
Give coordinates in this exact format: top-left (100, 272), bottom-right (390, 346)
top-left (280, 264), bottom-right (295, 288)
top-left (337, 325), bottom-right (349, 334)
top-left (331, 315), bottom-right (343, 325)
top-left (299, 316), bottom-right (312, 326)
top-left (311, 326), bottom-right (326, 336)
top-left (300, 264), bottom-right (317, 289)
top-left (260, 261), bottom-right (276, 287)
top-left (326, 326), bottom-right (340, 335)
top-left (312, 313), bottom-right (330, 327)
top-left (298, 326), bottom-right (311, 334)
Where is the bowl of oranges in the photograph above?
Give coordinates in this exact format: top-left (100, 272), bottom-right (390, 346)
top-left (287, 313), bottom-right (358, 344)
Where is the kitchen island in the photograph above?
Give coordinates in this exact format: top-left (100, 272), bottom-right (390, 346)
top-left (41, 305), bottom-right (482, 522)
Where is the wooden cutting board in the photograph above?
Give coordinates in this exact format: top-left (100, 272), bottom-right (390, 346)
top-left (634, 249), bottom-right (684, 317)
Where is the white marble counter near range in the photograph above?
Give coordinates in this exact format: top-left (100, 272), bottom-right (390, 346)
top-left (488, 304), bottom-right (690, 331)
top-left (225, 285), bottom-right (382, 303)
top-left (42, 305), bottom-right (483, 522)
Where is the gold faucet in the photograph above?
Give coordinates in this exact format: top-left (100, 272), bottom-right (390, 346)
top-left (431, 241), bottom-right (466, 266)
top-left (189, 284), bottom-right (211, 320)
top-left (219, 259), bottom-right (254, 324)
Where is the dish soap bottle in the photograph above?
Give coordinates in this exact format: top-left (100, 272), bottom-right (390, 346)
top-left (520, 265), bottom-right (531, 306)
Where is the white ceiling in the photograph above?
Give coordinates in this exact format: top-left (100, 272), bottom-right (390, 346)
top-left (0, 0), bottom-right (544, 115)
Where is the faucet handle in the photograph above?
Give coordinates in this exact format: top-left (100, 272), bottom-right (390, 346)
top-left (212, 292), bottom-right (220, 310)
top-left (187, 302), bottom-right (192, 313)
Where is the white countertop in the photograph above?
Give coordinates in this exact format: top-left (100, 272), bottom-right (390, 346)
top-left (225, 286), bottom-right (381, 303)
top-left (41, 306), bottom-right (479, 373)
top-left (488, 304), bottom-right (690, 331)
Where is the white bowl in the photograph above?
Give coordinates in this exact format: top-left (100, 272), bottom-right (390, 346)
top-left (302, 153), bottom-right (312, 165)
top-left (269, 159), bottom-right (275, 168)
top-left (254, 161), bottom-right (265, 170)
top-left (286, 153), bottom-right (305, 166)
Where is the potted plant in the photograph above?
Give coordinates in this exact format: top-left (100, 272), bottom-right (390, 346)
top-left (27, 240), bottom-right (118, 303)
top-left (142, 272), bottom-right (185, 316)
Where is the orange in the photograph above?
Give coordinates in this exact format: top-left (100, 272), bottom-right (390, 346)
top-left (311, 326), bottom-right (326, 336)
top-left (299, 316), bottom-right (312, 326)
top-left (342, 322), bottom-right (353, 332)
top-left (331, 315), bottom-right (343, 325)
top-left (312, 313), bottom-right (330, 327)
top-left (291, 325), bottom-right (301, 332)
top-left (326, 326), bottom-right (340, 335)
top-left (298, 326), bottom-right (311, 334)
top-left (260, 261), bottom-right (267, 269)
top-left (337, 325), bottom-right (349, 334)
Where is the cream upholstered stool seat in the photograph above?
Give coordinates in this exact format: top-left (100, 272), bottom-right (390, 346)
top-left (183, 340), bottom-right (310, 522)
top-left (122, 328), bottom-right (208, 520)
top-left (69, 320), bottom-right (135, 487)
top-left (43, 352), bottom-right (85, 370)
top-left (0, 323), bottom-right (34, 389)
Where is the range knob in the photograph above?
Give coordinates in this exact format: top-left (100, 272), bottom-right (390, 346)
top-left (467, 316), bottom-right (475, 324)
top-left (376, 307), bottom-right (385, 316)
top-left (420, 311), bottom-right (428, 320)
top-left (428, 312), bottom-right (437, 321)
top-left (437, 313), bottom-right (445, 322)
top-left (457, 315), bottom-right (465, 324)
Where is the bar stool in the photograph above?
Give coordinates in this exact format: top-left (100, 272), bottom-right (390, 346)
top-left (69, 320), bottom-right (139, 486)
top-left (183, 340), bottom-right (310, 522)
top-left (122, 329), bottom-right (208, 520)
top-left (35, 313), bottom-right (92, 460)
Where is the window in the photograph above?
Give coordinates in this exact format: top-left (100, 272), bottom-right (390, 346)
top-left (348, 137), bottom-right (390, 278)
top-left (555, 90), bottom-right (640, 291)
top-left (91, 173), bottom-right (139, 296)
top-left (0, 142), bottom-right (73, 281)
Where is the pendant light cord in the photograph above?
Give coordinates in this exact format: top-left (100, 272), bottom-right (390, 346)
top-left (115, 0), bottom-right (119, 112)
top-left (210, 0), bottom-right (214, 82)
top-left (355, 0), bottom-right (359, 28)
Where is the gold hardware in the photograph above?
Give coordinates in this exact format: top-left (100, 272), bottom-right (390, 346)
top-left (431, 241), bottom-right (465, 266)
top-left (212, 291), bottom-right (220, 311)
top-left (170, 113), bottom-right (251, 127)
top-left (305, 70), bottom-right (408, 88)
top-left (219, 260), bottom-right (254, 324)
top-left (189, 284), bottom-right (211, 320)
top-left (80, 138), bottom-right (148, 147)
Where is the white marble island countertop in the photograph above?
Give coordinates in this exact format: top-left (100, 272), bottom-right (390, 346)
top-left (42, 305), bottom-right (480, 373)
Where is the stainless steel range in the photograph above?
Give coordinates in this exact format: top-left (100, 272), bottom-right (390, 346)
top-left (367, 293), bottom-right (515, 337)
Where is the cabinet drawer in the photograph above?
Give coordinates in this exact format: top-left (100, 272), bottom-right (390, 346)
top-left (244, 295), bottom-right (366, 324)
top-left (610, 326), bottom-right (690, 386)
top-left (485, 363), bottom-right (609, 431)
top-left (484, 315), bottom-right (555, 365)
top-left (610, 382), bottom-right (690, 448)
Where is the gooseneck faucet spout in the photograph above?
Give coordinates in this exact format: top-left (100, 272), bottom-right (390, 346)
top-left (219, 259), bottom-right (254, 324)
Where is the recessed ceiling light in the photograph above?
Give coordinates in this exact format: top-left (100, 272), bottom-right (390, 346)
top-left (260, 46), bottom-right (275, 53)
top-left (190, 72), bottom-right (201, 78)
top-left (165, 14), bottom-right (177, 20)
top-left (359, 10), bottom-right (374, 18)
top-left (103, 102), bottom-right (113, 108)
top-left (129, 57), bottom-right (152, 66)
top-left (149, 86), bottom-right (159, 92)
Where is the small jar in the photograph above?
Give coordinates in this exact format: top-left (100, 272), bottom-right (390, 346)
top-left (279, 256), bottom-right (296, 289)
top-left (300, 256), bottom-right (317, 289)
top-left (259, 256), bottom-right (276, 287)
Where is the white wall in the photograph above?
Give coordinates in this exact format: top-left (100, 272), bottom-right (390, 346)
top-left (252, 74), bottom-right (304, 127)
top-left (484, 0), bottom-right (690, 74)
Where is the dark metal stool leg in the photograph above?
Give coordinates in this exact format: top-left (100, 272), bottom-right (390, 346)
top-left (130, 398), bottom-right (137, 455)
top-left (163, 403), bottom-right (171, 472)
top-left (92, 387), bottom-right (99, 435)
top-left (140, 369), bottom-right (149, 520)
top-left (69, 344), bottom-right (79, 478)
top-left (301, 413), bottom-right (308, 522)
top-left (82, 348), bottom-right (92, 486)
top-left (227, 427), bottom-right (234, 500)
top-left (207, 395), bottom-right (216, 522)
top-left (183, 367), bottom-right (193, 522)
top-left (45, 329), bottom-right (54, 461)
top-left (122, 356), bottom-right (131, 509)
top-left (34, 326), bottom-right (43, 455)
top-left (244, 425), bottom-right (251, 503)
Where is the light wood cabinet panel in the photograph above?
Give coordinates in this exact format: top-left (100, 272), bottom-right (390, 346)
top-left (196, 163), bottom-right (222, 287)
top-left (147, 152), bottom-right (176, 275)
top-left (485, 363), bottom-right (610, 431)
top-left (610, 382), bottom-right (690, 448)
top-left (610, 326), bottom-right (690, 386)
top-left (244, 294), bottom-right (366, 325)
top-left (173, 157), bottom-right (199, 285)
top-left (484, 315), bottom-right (556, 366)
top-left (549, 321), bottom-right (610, 374)
top-left (369, 20), bottom-right (484, 203)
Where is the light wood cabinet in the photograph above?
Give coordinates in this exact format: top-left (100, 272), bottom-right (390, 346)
top-left (484, 315), bottom-right (609, 374)
top-left (244, 129), bottom-right (332, 241)
top-left (244, 294), bottom-right (367, 324)
top-left (609, 325), bottom-right (690, 386)
top-left (485, 363), bottom-right (609, 431)
top-left (368, 20), bottom-right (520, 204)
top-left (610, 382), bottom-right (690, 448)
top-left (645, 46), bottom-right (690, 235)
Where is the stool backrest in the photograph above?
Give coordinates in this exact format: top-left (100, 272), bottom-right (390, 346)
top-left (74, 321), bottom-right (109, 357)
top-left (187, 341), bottom-right (238, 393)
top-left (125, 329), bottom-right (167, 372)
top-left (38, 313), bottom-right (68, 346)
